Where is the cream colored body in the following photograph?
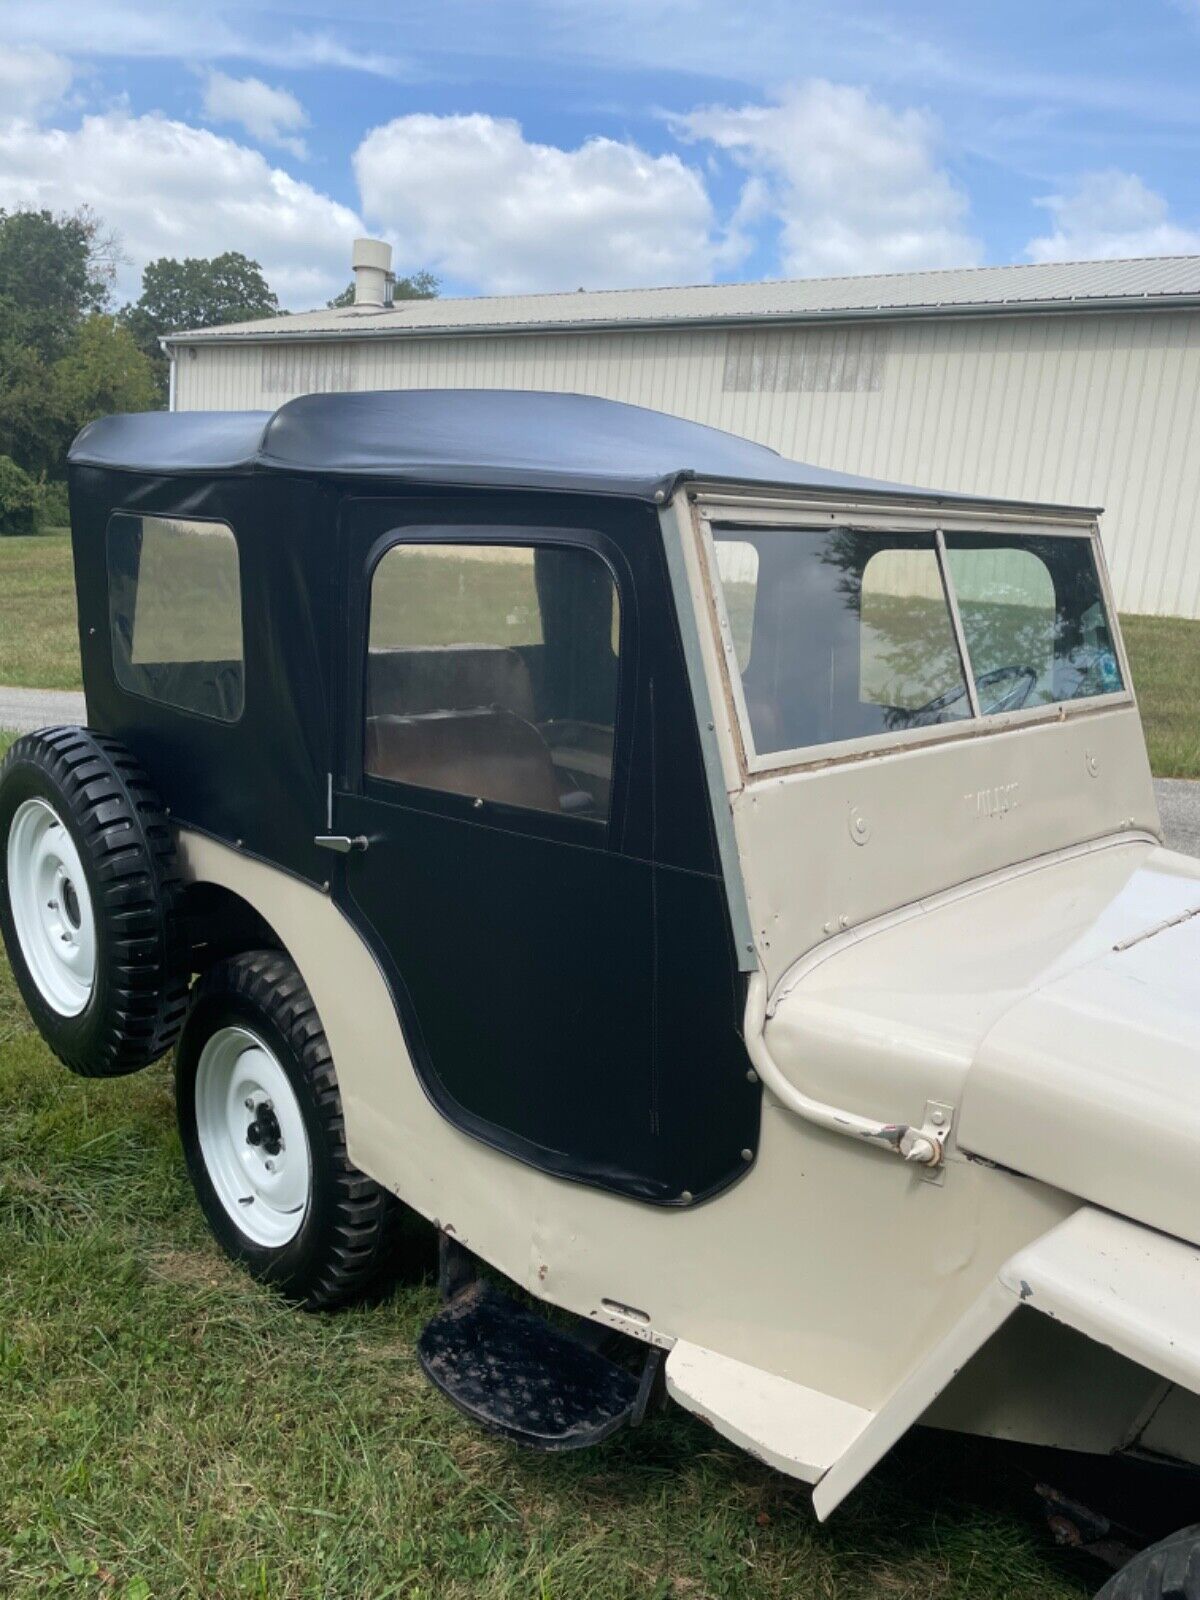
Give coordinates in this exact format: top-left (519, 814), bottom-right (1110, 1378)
top-left (176, 483), bottom-right (1200, 1511)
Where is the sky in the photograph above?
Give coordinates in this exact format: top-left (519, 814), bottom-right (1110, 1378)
top-left (2, 0), bottom-right (1200, 310)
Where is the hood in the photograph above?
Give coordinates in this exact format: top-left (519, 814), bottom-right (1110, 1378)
top-left (763, 838), bottom-right (1200, 1245)
top-left (958, 870), bottom-right (1200, 1244)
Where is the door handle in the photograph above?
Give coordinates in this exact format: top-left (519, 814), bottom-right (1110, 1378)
top-left (314, 834), bottom-right (369, 854)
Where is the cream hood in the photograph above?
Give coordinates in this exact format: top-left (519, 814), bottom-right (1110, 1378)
top-left (764, 838), bottom-right (1200, 1245)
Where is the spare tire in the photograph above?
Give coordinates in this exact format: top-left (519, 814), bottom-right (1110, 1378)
top-left (0, 726), bottom-right (190, 1077)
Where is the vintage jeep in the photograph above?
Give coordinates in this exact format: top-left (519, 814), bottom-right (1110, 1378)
top-left (3, 389), bottom-right (1198, 1596)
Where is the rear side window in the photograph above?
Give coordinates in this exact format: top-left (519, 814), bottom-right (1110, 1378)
top-left (365, 541), bottom-right (620, 821)
top-left (106, 514), bottom-right (244, 722)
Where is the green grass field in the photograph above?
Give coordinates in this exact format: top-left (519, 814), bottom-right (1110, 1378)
top-left (0, 534), bottom-right (85, 691)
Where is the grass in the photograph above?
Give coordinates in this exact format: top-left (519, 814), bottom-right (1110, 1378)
top-left (0, 534), bottom-right (83, 691)
top-left (0, 931), bottom-right (1103, 1600)
top-left (1121, 615), bottom-right (1200, 779)
top-left (0, 533), bottom-right (1196, 778)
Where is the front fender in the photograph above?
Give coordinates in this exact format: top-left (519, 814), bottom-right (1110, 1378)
top-left (813, 1207), bottom-right (1200, 1518)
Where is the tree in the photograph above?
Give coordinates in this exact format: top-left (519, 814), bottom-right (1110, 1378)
top-left (0, 315), bottom-right (157, 480)
top-left (326, 269), bottom-right (438, 309)
top-left (121, 252), bottom-right (282, 398)
top-left (0, 206), bottom-right (116, 366)
top-left (54, 315), bottom-right (158, 425)
top-left (0, 208), bottom-right (132, 485)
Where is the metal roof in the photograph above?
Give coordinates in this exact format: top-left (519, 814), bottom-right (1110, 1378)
top-left (68, 387), bottom-right (1090, 510)
top-left (165, 256), bottom-right (1200, 346)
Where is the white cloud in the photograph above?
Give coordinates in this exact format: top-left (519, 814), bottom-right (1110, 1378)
top-left (1027, 169), bottom-right (1200, 262)
top-left (354, 112), bottom-right (722, 293)
top-left (0, 110), bottom-right (362, 306)
top-left (0, 44), bottom-right (72, 123)
top-left (673, 80), bottom-right (982, 279)
top-left (0, 3), bottom-right (407, 78)
top-left (203, 71), bottom-right (308, 157)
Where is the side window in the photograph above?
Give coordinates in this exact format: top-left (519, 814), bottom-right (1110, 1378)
top-left (106, 513), bottom-right (244, 722)
top-left (365, 541), bottom-right (620, 820)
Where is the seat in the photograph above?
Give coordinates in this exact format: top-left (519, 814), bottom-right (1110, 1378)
top-left (365, 707), bottom-right (563, 813)
top-left (367, 645), bottom-right (536, 721)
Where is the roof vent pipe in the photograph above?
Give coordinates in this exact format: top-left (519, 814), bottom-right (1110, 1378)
top-left (352, 237), bottom-right (393, 307)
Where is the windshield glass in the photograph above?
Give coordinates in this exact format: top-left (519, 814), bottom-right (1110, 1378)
top-left (709, 523), bottom-right (1123, 759)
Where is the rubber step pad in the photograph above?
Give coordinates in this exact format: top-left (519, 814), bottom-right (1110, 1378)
top-left (417, 1281), bottom-right (640, 1450)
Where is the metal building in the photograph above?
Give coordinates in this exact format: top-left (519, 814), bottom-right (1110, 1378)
top-left (165, 243), bottom-right (1200, 618)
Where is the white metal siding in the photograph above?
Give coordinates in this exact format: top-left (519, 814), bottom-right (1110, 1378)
top-left (173, 308), bottom-right (1200, 618)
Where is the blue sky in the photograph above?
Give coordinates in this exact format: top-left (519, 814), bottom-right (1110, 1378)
top-left (2, 0), bottom-right (1200, 307)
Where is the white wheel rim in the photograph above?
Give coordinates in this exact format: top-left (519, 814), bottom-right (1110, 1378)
top-left (6, 797), bottom-right (97, 1017)
top-left (194, 1026), bottom-right (312, 1248)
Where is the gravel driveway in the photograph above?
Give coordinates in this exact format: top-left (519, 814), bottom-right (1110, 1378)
top-left (0, 685), bottom-right (85, 734)
top-left (0, 684), bottom-right (1197, 859)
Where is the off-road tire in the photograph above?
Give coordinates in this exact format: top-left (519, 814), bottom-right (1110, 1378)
top-left (1098, 1527), bottom-right (1200, 1599)
top-left (176, 950), bottom-right (401, 1309)
top-left (0, 726), bottom-right (189, 1076)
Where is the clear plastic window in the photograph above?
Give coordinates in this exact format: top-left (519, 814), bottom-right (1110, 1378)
top-left (106, 514), bottom-right (243, 722)
top-left (712, 526), bottom-right (970, 755)
top-left (944, 533), bottom-right (1124, 709)
top-left (713, 539), bottom-right (759, 670)
top-left (366, 542), bottom-right (620, 820)
top-left (709, 522), bottom-right (1123, 760)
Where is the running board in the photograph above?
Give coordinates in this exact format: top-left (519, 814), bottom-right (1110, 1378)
top-left (417, 1280), bottom-right (654, 1451)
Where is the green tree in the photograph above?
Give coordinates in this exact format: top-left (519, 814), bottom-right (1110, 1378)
top-left (0, 455), bottom-right (41, 536)
top-left (54, 314), bottom-right (158, 422)
top-left (0, 206), bottom-right (116, 366)
top-left (0, 315), bottom-right (157, 481)
top-left (0, 206), bottom-right (124, 480)
top-left (121, 252), bottom-right (282, 397)
top-left (326, 269), bottom-right (438, 308)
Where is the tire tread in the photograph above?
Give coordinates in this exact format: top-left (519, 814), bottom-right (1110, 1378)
top-left (187, 949), bottom-right (401, 1309)
top-left (0, 726), bottom-right (189, 1077)
top-left (1098, 1526), bottom-right (1200, 1600)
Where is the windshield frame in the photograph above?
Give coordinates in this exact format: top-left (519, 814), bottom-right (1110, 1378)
top-left (691, 491), bottom-right (1135, 777)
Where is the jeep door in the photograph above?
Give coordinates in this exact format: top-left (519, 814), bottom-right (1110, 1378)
top-left (328, 493), bottom-right (758, 1207)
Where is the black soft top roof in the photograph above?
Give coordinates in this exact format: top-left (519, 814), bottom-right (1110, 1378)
top-left (69, 387), bottom-right (1090, 511)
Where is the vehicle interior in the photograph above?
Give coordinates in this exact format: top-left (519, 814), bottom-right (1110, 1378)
top-left (364, 542), bottom-right (621, 818)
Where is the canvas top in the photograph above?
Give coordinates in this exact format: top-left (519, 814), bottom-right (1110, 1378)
top-left (69, 387), bottom-right (1092, 510)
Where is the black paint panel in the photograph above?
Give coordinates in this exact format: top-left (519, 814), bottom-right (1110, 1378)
top-left (333, 492), bottom-right (758, 1205)
top-left (68, 465), bottom-right (760, 1205)
top-left (69, 467), bottom-right (336, 888)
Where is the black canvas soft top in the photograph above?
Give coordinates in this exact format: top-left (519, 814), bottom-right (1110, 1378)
top-left (68, 387), bottom-right (1090, 511)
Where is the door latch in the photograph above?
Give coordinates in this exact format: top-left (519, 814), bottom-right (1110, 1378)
top-left (314, 834), bottom-right (369, 854)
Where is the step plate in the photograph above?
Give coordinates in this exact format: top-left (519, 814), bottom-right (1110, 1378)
top-left (417, 1282), bottom-right (640, 1451)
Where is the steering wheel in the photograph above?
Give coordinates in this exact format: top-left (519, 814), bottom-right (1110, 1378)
top-left (914, 663), bottom-right (1038, 721)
